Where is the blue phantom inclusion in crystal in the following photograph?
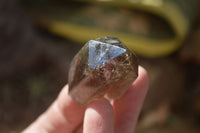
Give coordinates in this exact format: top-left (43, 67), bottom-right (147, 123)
top-left (88, 40), bottom-right (126, 69)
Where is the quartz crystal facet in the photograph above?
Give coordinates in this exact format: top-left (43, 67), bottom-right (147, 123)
top-left (68, 37), bottom-right (138, 105)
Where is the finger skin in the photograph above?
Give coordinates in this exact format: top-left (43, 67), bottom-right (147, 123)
top-left (22, 85), bottom-right (86, 133)
top-left (84, 99), bottom-right (114, 133)
top-left (22, 66), bottom-right (148, 133)
top-left (113, 66), bottom-right (149, 133)
top-left (73, 124), bottom-right (83, 133)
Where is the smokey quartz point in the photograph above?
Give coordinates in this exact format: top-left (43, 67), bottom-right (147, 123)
top-left (68, 37), bottom-right (138, 105)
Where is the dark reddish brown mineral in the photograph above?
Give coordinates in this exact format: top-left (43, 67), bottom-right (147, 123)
top-left (68, 37), bottom-right (138, 105)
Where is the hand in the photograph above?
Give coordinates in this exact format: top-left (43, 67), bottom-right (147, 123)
top-left (22, 66), bottom-right (149, 133)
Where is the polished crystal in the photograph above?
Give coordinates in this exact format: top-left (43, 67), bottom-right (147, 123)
top-left (68, 37), bottom-right (138, 105)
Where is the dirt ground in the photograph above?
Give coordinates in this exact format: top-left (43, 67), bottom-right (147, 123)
top-left (0, 0), bottom-right (200, 132)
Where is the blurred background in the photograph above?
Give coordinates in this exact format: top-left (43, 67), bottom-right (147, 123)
top-left (0, 0), bottom-right (200, 132)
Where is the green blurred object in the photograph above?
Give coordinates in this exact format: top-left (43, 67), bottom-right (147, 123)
top-left (23, 0), bottom-right (199, 57)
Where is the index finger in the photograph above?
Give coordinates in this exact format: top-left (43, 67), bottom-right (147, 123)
top-left (113, 66), bottom-right (149, 133)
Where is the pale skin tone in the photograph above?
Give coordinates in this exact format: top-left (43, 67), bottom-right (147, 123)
top-left (23, 66), bottom-right (149, 133)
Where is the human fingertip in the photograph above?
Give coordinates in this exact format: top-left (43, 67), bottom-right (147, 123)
top-left (138, 66), bottom-right (149, 89)
top-left (87, 98), bottom-right (113, 115)
top-left (84, 98), bottom-right (114, 133)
